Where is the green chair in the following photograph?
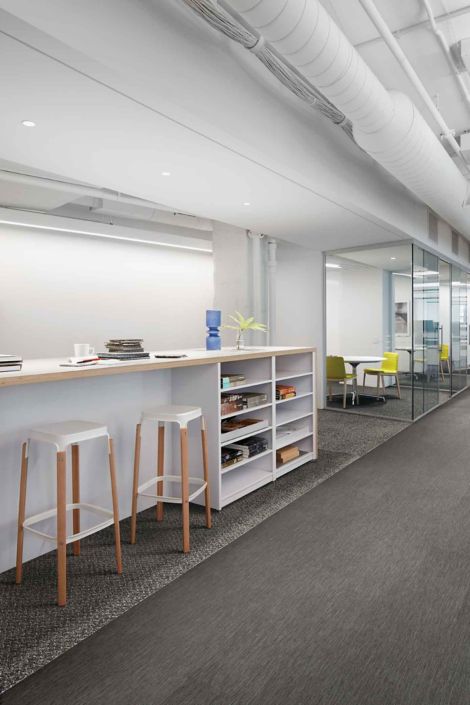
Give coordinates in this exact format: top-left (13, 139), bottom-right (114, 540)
top-left (363, 352), bottom-right (400, 399)
top-left (439, 343), bottom-right (450, 381)
top-left (326, 355), bottom-right (357, 409)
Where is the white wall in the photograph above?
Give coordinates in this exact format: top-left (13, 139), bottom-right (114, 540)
top-left (275, 242), bottom-right (324, 400)
top-left (212, 221), bottom-right (250, 347)
top-left (0, 225), bottom-right (214, 357)
top-left (327, 265), bottom-right (384, 357)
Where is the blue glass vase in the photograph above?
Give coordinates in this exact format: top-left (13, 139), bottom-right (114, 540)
top-left (206, 309), bottom-right (222, 351)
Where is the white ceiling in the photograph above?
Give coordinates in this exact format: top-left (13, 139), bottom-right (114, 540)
top-left (329, 244), bottom-right (413, 272)
top-left (325, 0), bottom-right (470, 137)
top-left (2, 0), bottom-right (469, 250)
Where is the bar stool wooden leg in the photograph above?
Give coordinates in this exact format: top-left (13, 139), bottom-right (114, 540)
top-left (71, 444), bottom-right (80, 556)
top-left (201, 418), bottom-right (211, 529)
top-left (56, 450), bottom-right (67, 607)
top-left (156, 423), bottom-right (165, 522)
top-left (108, 438), bottom-right (123, 575)
top-left (130, 423), bottom-right (141, 544)
top-left (15, 442), bottom-right (29, 585)
top-left (180, 427), bottom-right (190, 553)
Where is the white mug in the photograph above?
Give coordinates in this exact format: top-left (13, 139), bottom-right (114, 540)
top-left (74, 343), bottom-right (95, 357)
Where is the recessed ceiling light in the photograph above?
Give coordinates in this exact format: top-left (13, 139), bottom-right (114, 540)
top-left (243, 202), bottom-right (251, 206)
top-left (161, 171), bottom-right (171, 176)
top-left (391, 256), bottom-right (397, 260)
top-left (21, 120), bottom-right (36, 127)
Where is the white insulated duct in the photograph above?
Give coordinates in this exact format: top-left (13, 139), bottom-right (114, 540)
top-left (224, 0), bottom-right (470, 235)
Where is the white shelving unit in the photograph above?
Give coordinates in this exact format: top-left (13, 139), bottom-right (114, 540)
top-left (219, 350), bottom-right (316, 508)
top-left (170, 349), bottom-right (316, 510)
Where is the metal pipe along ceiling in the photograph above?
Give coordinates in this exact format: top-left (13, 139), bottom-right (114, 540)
top-left (224, 0), bottom-right (470, 235)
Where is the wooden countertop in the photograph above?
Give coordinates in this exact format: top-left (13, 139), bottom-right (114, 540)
top-left (0, 347), bottom-right (315, 388)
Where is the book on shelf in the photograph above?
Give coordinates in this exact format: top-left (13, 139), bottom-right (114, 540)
top-left (276, 384), bottom-right (297, 400)
top-left (221, 391), bottom-right (244, 416)
top-left (276, 444), bottom-right (300, 464)
top-left (243, 392), bottom-right (268, 408)
top-left (221, 373), bottom-right (246, 389)
top-left (221, 446), bottom-right (244, 469)
top-left (226, 435), bottom-right (268, 459)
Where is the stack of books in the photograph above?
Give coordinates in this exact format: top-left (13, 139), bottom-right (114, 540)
top-left (221, 373), bottom-right (246, 389)
top-left (225, 435), bottom-right (268, 459)
top-left (99, 339), bottom-right (150, 360)
top-left (276, 384), bottom-right (297, 400)
top-left (0, 354), bottom-right (22, 373)
top-left (221, 392), bottom-right (244, 415)
top-left (243, 392), bottom-right (268, 408)
top-left (221, 391), bottom-right (268, 415)
top-left (276, 444), bottom-right (300, 465)
top-left (221, 446), bottom-right (244, 469)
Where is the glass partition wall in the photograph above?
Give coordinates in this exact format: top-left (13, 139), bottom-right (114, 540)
top-left (325, 242), bottom-right (470, 421)
top-left (412, 246), bottom-right (439, 418)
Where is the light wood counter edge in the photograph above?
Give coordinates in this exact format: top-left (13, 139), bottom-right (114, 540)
top-left (0, 347), bottom-right (316, 389)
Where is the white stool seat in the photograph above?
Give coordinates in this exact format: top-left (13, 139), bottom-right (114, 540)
top-left (29, 420), bottom-right (109, 451)
top-left (141, 405), bottom-right (202, 427)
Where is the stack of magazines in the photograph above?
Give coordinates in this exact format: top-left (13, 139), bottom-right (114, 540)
top-left (99, 339), bottom-right (149, 360)
top-left (0, 354), bottom-right (22, 373)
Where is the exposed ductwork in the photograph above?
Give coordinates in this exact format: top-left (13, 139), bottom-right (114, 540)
top-left (218, 0), bottom-right (470, 237)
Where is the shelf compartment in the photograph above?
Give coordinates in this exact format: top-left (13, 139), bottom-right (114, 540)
top-left (220, 402), bottom-right (272, 420)
top-left (275, 371), bottom-right (312, 382)
top-left (276, 393), bottom-right (314, 426)
top-left (220, 423), bottom-right (271, 445)
top-left (275, 451), bottom-right (314, 478)
top-left (276, 392), bottom-right (312, 405)
top-left (276, 409), bottom-right (313, 427)
top-left (221, 465), bottom-right (273, 506)
top-left (276, 425), bottom-right (312, 450)
top-left (275, 352), bottom-right (313, 380)
top-left (221, 448), bottom-right (272, 475)
top-left (221, 379), bottom-right (271, 392)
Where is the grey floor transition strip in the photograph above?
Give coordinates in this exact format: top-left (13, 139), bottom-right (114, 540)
top-left (0, 410), bottom-right (408, 693)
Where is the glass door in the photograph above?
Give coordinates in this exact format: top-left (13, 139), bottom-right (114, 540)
top-left (451, 266), bottom-right (468, 393)
top-left (412, 245), bottom-right (440, 418)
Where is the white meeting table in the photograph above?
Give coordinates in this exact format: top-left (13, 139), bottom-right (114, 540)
top-left (343, 355), bottom-right (386, 404)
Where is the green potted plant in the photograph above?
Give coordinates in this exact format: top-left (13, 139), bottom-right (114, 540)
top-left (224, 311), bottom-right (268, 350)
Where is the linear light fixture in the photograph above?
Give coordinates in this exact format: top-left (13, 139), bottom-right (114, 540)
top-left (0, 219), bottom-right (212, 253)
top-left (325, 262), bottom-right (342, 269)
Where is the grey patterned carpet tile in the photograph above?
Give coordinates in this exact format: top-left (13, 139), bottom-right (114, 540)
top-left (0, 410), bottom-right (407, 693)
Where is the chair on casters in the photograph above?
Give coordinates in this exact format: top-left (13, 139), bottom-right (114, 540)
top-left (130, 405), bottom-right (211, 553)
top-left (363, 352), bottom-right (401, 399)
top-left (16, 420), bottom-right (122, 607)
top-left (326, 356), bottom-right (357, 409)
top-left (440, 343), bottom-right (450, 381)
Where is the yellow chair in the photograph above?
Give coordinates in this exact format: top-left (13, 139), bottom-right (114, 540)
top-left (439, 343), bottom-right (450, 381)
top-left (326, 355), bottom-right (357, 409)
top-left (363, 352), bottom-right (401, 399)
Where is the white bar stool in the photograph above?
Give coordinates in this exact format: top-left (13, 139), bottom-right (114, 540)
top-left (16, 420), bottom-right (122, 607)
top-left (130, 405), bottom-right (211, 553)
